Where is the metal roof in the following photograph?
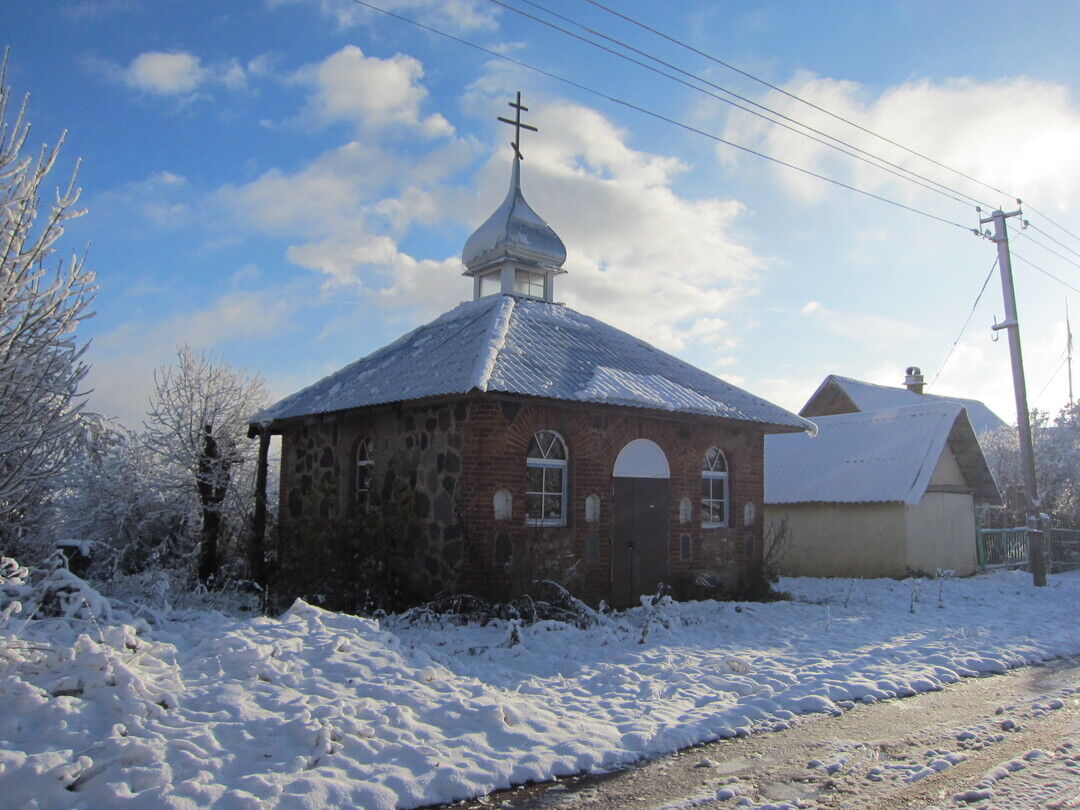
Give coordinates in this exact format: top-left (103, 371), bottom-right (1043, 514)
top-left (461, 158), bottom-right (567, 275)
top-left (766, 403), bottom-right (1002, 505)
top-left (802, 374), bottom-right (1007, 437)
top-left (253, 295), bottom-right (813, 433)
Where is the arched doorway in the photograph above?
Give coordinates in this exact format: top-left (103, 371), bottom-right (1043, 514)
top-left (612, 439), bottom-right (670, 607)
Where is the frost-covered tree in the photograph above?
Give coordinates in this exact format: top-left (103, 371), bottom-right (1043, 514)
top-left (58, 418), bottom-right (193, 577)
top-left (0, 52), bottom-right (95, 552)
top-left (144, 346), bottom-right (267, 584)
top-left (983, 404), bottom-right (1080, 526)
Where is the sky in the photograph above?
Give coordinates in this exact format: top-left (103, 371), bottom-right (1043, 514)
top-left (7, 0), bottom-right (1080, 428)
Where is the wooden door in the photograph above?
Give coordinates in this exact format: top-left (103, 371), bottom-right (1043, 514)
top-left (612, 477), bottom-right (670, 607)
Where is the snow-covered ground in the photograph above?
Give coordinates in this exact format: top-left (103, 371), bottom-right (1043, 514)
top-left (1, 569), bottom-right (1078, 809)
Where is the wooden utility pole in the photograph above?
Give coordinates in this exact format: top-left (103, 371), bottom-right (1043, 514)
top-left (981, 207), bottom-right (1046, 586)
top-left (1067, 300), bottom-right (1074, 404)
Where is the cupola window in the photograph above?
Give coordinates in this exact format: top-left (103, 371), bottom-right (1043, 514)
top-left (514, 268), bottom-right (545, 299)
top-left (479, 271), bottom-right (501, 298)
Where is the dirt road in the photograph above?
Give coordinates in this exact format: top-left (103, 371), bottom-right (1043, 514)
top-left (441, 656), bottom-right (1080, 809)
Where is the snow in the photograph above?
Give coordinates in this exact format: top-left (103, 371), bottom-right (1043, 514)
top-left (470, 295), bottom-right (514, 392)
top-left (254, 296), bottom-right (812, 433)
top-left (766, 403), bottom-right (985, 505)
top-left (809, 374), bottom-right (1007, 437)
top-left (2, 569), bottom-right (1079, 808)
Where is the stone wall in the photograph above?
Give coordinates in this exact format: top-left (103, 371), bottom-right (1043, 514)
top-left (276, 398), bottom-right (468, 604)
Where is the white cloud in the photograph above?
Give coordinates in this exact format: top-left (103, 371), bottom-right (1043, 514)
top-left (88, 170), bottom-right (192, 231)
top-left (124, 52), bottom-right (206, 95)
top-left (117, 51), bottom-right (253, 97)
top-left (799, 299), bottom-right (927, 345)
top-left (268, 0), bottom-right (498, 33)
top-left (292, 46), bottom-right (453, 137)
top-left (86, 289), bottom-right (294, 427)
top-left (216, 56), bottom-right (768, 358)
top-left (720, 73), bottom-right (1080, 212)
top-left (468, 100), bottom-right (762, 351)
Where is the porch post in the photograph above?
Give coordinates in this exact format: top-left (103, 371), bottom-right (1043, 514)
top-left (251, 428), bottom-right (271, 592)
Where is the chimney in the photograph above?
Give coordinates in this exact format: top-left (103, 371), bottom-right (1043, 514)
top-left (904, 366), bottom-right (925, 394)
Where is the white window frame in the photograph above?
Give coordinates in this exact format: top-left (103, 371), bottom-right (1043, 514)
top-left (355, 438), bottom-right (374, 511)
top-left (514, 268), bottom-right (546, 300)
top-left (701, 446), bottom-right (729, 528)
top-left (525, 429), bottom-right (568, 527)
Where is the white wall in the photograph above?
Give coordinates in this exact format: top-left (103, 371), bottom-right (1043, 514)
top-left (766, 503), bottom-right (907, 578)
top-left (904, 492), bottom-right (977, 576)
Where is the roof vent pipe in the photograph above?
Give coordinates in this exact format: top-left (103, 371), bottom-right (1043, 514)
top-left (904, 366), bottom-right (925, 394)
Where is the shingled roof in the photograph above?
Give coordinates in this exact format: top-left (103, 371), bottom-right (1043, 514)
top-left (766, 403), bottom-right (1001, 506)
top-left (252, 295), bottom-right (813, 433)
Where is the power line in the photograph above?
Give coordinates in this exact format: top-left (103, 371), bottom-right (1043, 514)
top-left (1025, 204), bottom-right (1080, 249)
top-left (498, 0), bottom-right (989, 210)
top-left (578, 0), bottom-right (1022, 205)
top-left (1012, 251), bottom-right (1080, 295)
top-left (1025, 221), bottom-right (1080, 261)
top-left (1014, 229), bottom-right (1080, 273)
top-left (344, 0), bottom-right (976, 233)
top-left (575, 0), bottom-right (1080, 261)
top-left (1034, 356), bottom-right (1068, 403)
top-left (930, 257), bottom-right (997, 387)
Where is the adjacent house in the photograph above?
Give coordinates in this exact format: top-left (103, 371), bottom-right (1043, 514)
top-left (250, 136), bottom-right (812, 608)
top-left (800, 367), bottom-right (1008, 440)
top-left (765, 403), bottom-right (1001, 578)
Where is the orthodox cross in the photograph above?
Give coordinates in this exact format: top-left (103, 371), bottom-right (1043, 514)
top-left (497, 91), bottom-right (537, 160)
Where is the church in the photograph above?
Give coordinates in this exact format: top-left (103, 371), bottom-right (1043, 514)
top-left (249, 97), bottom-right (812, 609)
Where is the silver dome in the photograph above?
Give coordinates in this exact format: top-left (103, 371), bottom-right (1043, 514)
top-left (461, 158), bottom-right (567, 275)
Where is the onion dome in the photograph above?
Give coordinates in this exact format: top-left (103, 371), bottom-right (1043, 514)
top-left (461, 157), bottom-right (567, 275)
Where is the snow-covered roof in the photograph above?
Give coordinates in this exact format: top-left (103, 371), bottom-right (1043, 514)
top-left (253, 295), bottom-right (813, 433)
top-left (461, 158), bottom-right (566, 275)
top-left (802, 374), bottom-right (1007, 437)
top-left (766, 403), bottom-right (1001, 505)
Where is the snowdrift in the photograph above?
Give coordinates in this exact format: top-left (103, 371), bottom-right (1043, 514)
top-left (1, 568), bottom-right (1078, 808)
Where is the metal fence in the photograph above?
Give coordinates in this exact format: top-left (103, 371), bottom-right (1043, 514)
top-left (976, 527), bottom-right (1080, 572)
top-left (976, 528), bottom-right (1029, 571)
top-left (1050, 529), bottom-right (1080, 572)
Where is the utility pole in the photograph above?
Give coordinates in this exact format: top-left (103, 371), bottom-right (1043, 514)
top-left (1067, 300), bottom-right (1074, 404)
top-left (981, 206), bottom-right (1046, 586)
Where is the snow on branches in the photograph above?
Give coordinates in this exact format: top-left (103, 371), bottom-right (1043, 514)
top-left (0, 49), bottom-right (96, 548)
top-left (144, 345), bottom-right (268, 584)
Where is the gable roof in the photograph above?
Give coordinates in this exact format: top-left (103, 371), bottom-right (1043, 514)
top-left (801, 374), bottom-right (1007, 436)
top-left (766, 403), bottom-right (1002, 506)
top-left (252, 295), bottom-right (813, 433)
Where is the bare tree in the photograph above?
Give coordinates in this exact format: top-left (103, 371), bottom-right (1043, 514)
top-left (0, 50), bottom-right (95, 550)
top-left (144, 346), bottom-right (267, 584)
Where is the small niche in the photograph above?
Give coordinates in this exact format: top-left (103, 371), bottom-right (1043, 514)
top-left (493, 489), bottom-right (513, 521)
top-left (678, 497), bottom-right (692, 525)
top-left (585, 493), bottom-right (600, 524)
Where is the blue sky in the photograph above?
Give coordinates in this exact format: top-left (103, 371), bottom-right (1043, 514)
top-left (7, 0), bottom-right (1080, 426)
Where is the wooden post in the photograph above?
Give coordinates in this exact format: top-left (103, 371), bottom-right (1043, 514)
top-left (251, 428), bottom-right (271, 594)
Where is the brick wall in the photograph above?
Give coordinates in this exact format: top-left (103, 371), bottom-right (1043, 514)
top-left (458, 395), bottom-right (765, 605)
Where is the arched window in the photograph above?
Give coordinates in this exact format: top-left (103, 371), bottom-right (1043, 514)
top-left (525, 430), bottom-right (567, 526)
top-left (701, 447), bottom-right (729, 528)
top-left (355, 438), bottom-right (374, 510)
